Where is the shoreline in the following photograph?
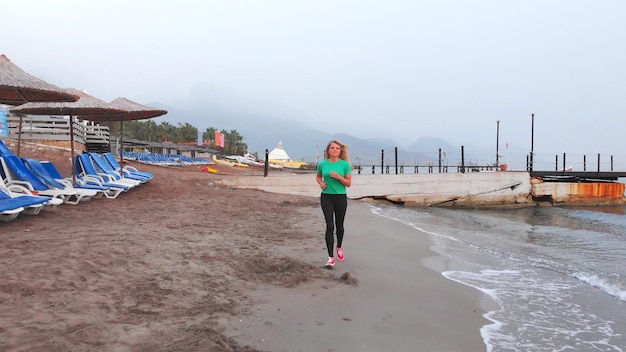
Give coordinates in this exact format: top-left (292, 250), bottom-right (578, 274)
top-left (225, 201), bottom-right (490, 351)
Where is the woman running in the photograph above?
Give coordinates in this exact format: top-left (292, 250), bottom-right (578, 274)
top-left (316, 140), bottom-right (352, 267)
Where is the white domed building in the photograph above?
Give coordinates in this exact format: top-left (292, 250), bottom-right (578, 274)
top-left (268, 141), bottom-right (291, 162)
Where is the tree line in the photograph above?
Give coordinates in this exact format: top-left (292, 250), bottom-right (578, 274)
top-left (100, 120), bottom-right (248, 156)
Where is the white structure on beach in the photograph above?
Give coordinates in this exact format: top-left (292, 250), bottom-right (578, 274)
top-left (268, 141), bottom-right (291, 161)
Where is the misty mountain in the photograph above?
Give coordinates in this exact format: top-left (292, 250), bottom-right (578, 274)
top-left (150, 102), bottom-right (329, 160)
top-left (408, 136), bottom-right (458, 153)
top-left (144, 83), bottom-right (481, 162)
top-left (148, 101), bottom-right (465, 163)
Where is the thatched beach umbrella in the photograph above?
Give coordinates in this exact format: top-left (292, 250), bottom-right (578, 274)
top-left (10, 88), bottom-right (125, 184)
top-left (1, 54), bottom-right (79, 155)
top-left (103, 97), bottom-right (167, 173)
top-left (0, 54), bottom-right (78, 106)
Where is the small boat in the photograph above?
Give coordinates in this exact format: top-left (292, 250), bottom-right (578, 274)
top-left (211, 156), bottom-right (235, 167)
top-left (211, 155), bottom-right (251, 167)
top-left (269, 159), bottom-right (308, 169)
top-left (201, 167), bottom-right (218, 173)
top-left (223, 156), bottom-right (249, 167)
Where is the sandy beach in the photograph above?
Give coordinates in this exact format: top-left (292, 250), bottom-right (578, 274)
top-left (1, 142), bottom-right (489, 351)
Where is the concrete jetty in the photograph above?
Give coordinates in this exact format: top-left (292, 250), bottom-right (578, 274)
top-left (217, 171), bottom-right (626, 208)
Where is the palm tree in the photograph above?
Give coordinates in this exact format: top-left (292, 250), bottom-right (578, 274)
top-left (177, 122), bottom-right (198, 142)
top-left (157, 121), bottom-right (176, 142)
top-left (145, 120), bottom-right (157, 142)
top-left (204, 127), bottom-right (216, 145)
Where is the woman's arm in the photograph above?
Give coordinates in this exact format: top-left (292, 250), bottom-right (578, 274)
top-left (316, 173), bottom-right (326, 189)
top-left (342, 173), bottom-right (352, 187)
top-left (329, 171), bottom-right (351, 187)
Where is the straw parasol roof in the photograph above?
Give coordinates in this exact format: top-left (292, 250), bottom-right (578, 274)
top-left (10, 88), bottom-right (124, 117)
top-left (10, 89), bottom-right (126, 183)
top-left (102, 97), bottom-right (167, 169)
top-left (0, 54), bottom-right (78, 105)
top-left (107, 97), bottom-right (167, 121)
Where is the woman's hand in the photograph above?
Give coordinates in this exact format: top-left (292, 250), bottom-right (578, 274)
top-left (330, 171), bottom-right (351, 187)
top-left (316, 173), bottom-right (327, 189)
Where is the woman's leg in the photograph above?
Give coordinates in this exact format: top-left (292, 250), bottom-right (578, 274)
top-left (334, 194), bottom-right (347, 248)
top-left (320, 194), bottom-right (335, 257)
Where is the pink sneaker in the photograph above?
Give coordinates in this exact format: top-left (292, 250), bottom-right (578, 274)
top-left (336, 247), bottom-right (344, 261)
top-left (326, 257), bottom-right (335, 267)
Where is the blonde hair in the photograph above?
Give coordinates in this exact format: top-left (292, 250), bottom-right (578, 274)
top-left (324, 140), bottom-right (351, 164)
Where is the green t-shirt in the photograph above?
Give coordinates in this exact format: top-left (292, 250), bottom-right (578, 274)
top-left (317, 159), bottom-right (352, 194)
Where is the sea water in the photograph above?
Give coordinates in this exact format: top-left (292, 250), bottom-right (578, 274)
top-left (369, 204), bottom-right (626, 351)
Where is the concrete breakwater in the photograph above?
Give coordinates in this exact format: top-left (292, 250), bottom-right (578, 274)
top-left (217, 171), bottom-right (626, 208)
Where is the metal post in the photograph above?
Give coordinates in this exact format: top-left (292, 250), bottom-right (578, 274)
top-left (119, 118), bottom-right (125, 177)
top-left (555, 154), bottom-right (558, 171)
top-left (17, 115), bottom-right (23, 156)
top-left (563, 153), bottom-right (566, 172)
top-left (461, 145), bottom-right (465, 173)
top-left (438, 148), bottom-right (442, 173)
top-left (496, 120), bottom-right (500, 167)
top-left (530, 113), bottom-right (535, 172)
top-left (264, 149), bottom-right (269, 177)
top-left (597, 154), bottom-right (600, 173)
top-left (394, 147), bottom-right (398, 174)
top-left (69, 117), bottom-right (76, 185)
top-left (584, 155), bottom-right (586, 171)
top-left (381, 149), bottom-right (384, 175)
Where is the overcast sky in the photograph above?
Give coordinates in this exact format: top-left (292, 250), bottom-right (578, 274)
top-left (2, 0), bottom-right (625, 155)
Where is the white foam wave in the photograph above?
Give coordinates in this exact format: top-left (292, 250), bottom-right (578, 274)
top-left (443, 269), bottom-right (625, 352)
top-left (369, 205), bottom-right (462, 242)
top-left (442, 270), bottom-right (502, 352)
top-left (572, 272), bottom-right (626, 301)
top-left (372, 204), bottom-right (626, 350)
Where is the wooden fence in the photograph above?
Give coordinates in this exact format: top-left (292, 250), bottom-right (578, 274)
top-left (5, 115), bottom-right (110, 146)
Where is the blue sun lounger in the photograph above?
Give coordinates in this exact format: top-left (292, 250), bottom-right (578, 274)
top-left (0, 186), bottom-right (53, 217)
top-left (40, 160), bottom-right (125, 199)
top-left (19, 157), bottom-right (99, 204)
top-left (75, 154), bottom-right (133, 191)
top-left (0, 139), bottom-right (13, 156)
top-left (0, 189), bottom-right (25, 221)
top-left (87, 153), bottom-right (148, 184)
top-left (103, 152), bottom-right (154, 180)
top-left (0, 203), bottom-right (23, 221)
top-left (1, 155), bottom-right (79, 204)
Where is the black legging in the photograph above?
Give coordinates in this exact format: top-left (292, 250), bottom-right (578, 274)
top-left (320, 193), bottom-right (347, 257)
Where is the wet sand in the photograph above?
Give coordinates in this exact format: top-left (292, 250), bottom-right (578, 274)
top-left (225, 203), bottom-right (489, 351)
top-left (0, 141), bottom-right (489, 351)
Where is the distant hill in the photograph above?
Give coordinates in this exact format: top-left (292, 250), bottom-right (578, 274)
top-left (148, 101), bottom-right (474, 163)
top-left (149, 102), bottom-right (324, 160)
top-left (408, 136), bottom-right (458, 153)
top-left (145, 84), bottom-right (501, 163)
